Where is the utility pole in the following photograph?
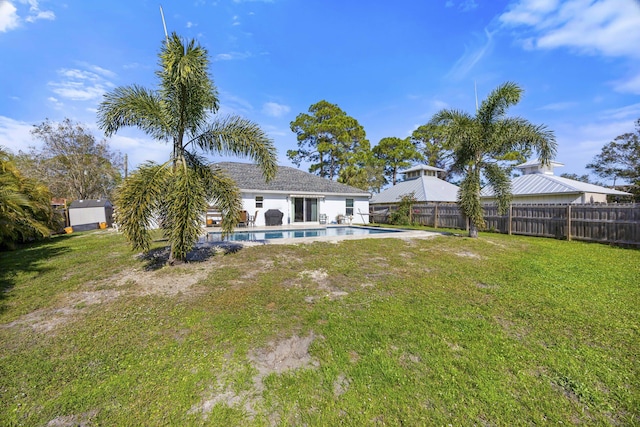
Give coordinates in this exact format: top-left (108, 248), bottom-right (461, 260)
top-left (124, 153), bottom-right (128, 178)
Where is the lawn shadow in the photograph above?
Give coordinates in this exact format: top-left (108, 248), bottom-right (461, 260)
top-left (139, 241), bottom-right (244, 271)
top-left (0, 236), bottom-right (74, 315)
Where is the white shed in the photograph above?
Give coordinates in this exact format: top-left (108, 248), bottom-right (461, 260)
top-left (68, 199), bottom-right (114, 231)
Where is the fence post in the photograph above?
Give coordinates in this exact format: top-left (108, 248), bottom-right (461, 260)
top-left (567, 204), bottom-right (572, 241)
top-left (508, 204), bottom-right (513, 235)
top-left (434, 203), bottom-right (439, 229)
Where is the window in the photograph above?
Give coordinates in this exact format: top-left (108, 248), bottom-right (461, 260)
top-left (346, 198), bottom-right (354, 216)
top-left (255, 196), bottom-right (263, 208)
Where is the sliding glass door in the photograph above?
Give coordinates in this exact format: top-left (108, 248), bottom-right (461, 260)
top-left (292, 197), bottom-right (318, 223)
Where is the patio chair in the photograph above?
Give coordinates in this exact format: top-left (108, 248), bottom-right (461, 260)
top-left (239, 210), bottom-right (248, 227)
top-left (248, 210), bottom-right (258, 227)
top-left (319, 213), bottom-right (327, 224)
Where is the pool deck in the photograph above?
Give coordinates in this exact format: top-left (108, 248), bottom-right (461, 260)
top-left (202, 223), bottom-right (443, 246)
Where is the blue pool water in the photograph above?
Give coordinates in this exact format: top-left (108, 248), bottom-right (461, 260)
top-left (205, 226), bottom-right (400, 242)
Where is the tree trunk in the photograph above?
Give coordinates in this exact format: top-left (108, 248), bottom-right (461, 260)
top-left (468, 221), bottom-right (479, 238)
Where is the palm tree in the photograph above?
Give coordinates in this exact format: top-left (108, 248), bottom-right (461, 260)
top-left (97, 33), bottom-right (277, 264)
top-left (0, 147), bottom-right (54, 249)
top-left (430, 82), bottom-right (556, 238)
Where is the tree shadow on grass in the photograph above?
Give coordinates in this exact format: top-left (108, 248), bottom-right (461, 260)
top-left (0, 235), bottom-right (74, 316)
top-left (139, 241), bottom-right (245, 271)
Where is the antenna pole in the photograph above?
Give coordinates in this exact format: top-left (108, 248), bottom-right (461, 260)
top-left (159, 5), bottom-right (169, 42)
top-left (474, 80), bottom-right (479, 113)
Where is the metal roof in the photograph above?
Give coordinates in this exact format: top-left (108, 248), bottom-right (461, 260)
top-left (401, 164), bottom-right (446, 173)
top-left (481, 174), bottom-right (630, 197)
top-left (515, 159), bottom-right (564, 169)
top-left (370, 176), bottom-right (459, 204)
top-left (215, 162), bottom-right (370, 196)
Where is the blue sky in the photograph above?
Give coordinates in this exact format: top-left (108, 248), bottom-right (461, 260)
top-left (1, 0), bottom-right (639, 184)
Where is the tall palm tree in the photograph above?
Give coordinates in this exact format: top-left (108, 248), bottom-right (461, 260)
top-left (97, 33), bottom-right (277, 264)
top-left (430, 82), bottom-right (556, 238)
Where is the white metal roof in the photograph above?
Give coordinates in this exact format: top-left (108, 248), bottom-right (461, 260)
top-left (481, 173), bottom-right (630, 197)
top-left (401, 164), bottom-right (446, 173)
top-left (515, 159), bottom-right (564, 169)
top-left (371, 176), bottom-right (460, 204)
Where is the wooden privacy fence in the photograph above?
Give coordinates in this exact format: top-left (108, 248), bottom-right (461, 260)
top-left (370, 202), bottom-right (640, 246)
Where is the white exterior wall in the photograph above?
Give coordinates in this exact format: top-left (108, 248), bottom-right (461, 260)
top-left (322, 196), bottom-right (369, 224)
top-left (69, 207), bottom-right (107, 226)
top-left (240, 192), bottom-right (289, 226)
top-left (239, 192), bottom-right (369, 226)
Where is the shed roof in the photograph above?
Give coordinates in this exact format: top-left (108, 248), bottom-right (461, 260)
top-left (68, 199), bottom-right (112, 208)
top-left (370, 176), bottom-right (459, 204)
top-left (481, 174), bottom-right (630, 197)
top-left (215, 162), bottom-right (370, 196)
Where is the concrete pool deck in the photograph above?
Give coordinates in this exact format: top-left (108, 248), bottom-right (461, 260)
top-left (202, 224), bottom-right (444, 246)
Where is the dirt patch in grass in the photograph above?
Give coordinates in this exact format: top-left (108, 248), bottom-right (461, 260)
top-left (47, 409), bottom-right (98, 426)
top-left (190, 333), bottom-right (319, 422)
top-left (2, 246), bottom-right (234, 333)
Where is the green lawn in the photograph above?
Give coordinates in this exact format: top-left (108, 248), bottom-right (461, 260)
top-left (1, 230), bottom-right (638, 426)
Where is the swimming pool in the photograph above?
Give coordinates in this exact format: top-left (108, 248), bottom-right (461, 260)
top-left (205, 226), bottom-right (401, 242)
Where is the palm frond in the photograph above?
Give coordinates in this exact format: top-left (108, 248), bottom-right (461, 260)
top-left (159, 32), bottom-right (219, 139)
top-left (192, 115), bottom-right (278, 182)
top-left (207, 165), bottom-right (243, 237)
top-left (115, 162), bottom-right (171, 253)
top-left (477, 81), bottom-right (522, 125)
top-left (484, 162), bottom-right (512, 215)
top-left (97, 85), bottom-right (169, 140)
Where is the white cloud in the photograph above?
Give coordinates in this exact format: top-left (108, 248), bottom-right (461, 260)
top-left (612, 74), bottom-right (640, 95)
top-left (24, 9), bottom-right (54, 23)
top-left (445, 0), bottom-right (478, 12)
top-left (500, 0), bottom-right (640, 59)
top-left (447, 28), bottom-right (495, 79)
top-left (0, 116), bottom-right (36, 154)
top-left (0, 1), bottom-right (19, 32)
top-left (214, 51), bottom-right (252, 61)
top-left (598, 103), bottom-right (640, 121)
top-left (47, 65), bottom-right (115, 102)
top-left (47, 96), bottom-right (64, 109)
top-left (186, 21), bottom-right (194, 28)
top-left (538, 101), bottom-right (578, 111)
top-left (262, 102), bottom-right (290, 118)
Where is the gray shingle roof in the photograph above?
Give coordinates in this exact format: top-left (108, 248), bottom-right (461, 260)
top-left (481, 174), bottom-right (630, 197)
top-left (215, 162), bottom-right (370, 196)
top-left (370, 176), bottom-right (459, 204)
top-left (68, 199), bottom-right (112, 208)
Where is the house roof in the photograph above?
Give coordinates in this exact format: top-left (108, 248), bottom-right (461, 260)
top-left (68, 199), bottom-right (112, 208)
top-left (515, 159), bottom-right (564, 169)
top-left (215, 162), bottom-right (370, 197)
top-left (370, 176), bottom-right (459, 204)
top-left (401, 164), bottom-right (446, 173)
top-left (481, 173), bottom-right (630, 197)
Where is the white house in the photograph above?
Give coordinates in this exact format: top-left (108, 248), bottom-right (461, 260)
top-left (68, 199), bottom-right (114, 231)
top-left (480, 160), bottom-right (630, 204)
top-left (370, 165), bottom-right (460, 205)
top-left (212, 162), bottom-right (370, 226)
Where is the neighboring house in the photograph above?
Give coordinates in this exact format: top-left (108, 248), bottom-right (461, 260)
top-left (68, 199), bottom-right (114, 231)
top-left (370, 165), bottom-right (460, 205)
top-left (480, 160), bottom-right (630, 204)
top-left (213, 162), bottom-right (371, 226)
